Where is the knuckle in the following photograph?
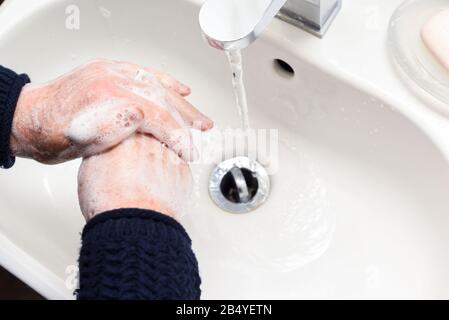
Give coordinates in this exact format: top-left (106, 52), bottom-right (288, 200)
top-left (126, 105), bottom-right (144, 121)
top-left (86, 58), bottom-right (111, 69)
top-left (116, 104), bottom-right (144, 127)
top-left (89, 76), bottom-right (117, 95)
top-left (158, 110), bottom-right (173, 123)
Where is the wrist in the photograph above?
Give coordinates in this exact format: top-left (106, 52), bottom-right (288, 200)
top-left (0, 66), bottom-right (30, 168)
top-left (106, 200), bottom-right (177, 219)
top-left (83, 199), bottom-right (178, 221)
top-left (9, 83), bottom-right (30, 157)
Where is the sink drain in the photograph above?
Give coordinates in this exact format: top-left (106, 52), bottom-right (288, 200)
top-left (209, 157), bottom-right (270, 213)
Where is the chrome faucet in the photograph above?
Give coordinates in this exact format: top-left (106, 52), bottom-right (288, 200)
top-left (199, 0), bottom-right (342, 51)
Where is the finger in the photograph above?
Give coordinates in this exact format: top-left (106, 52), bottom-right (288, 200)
top-left (166, 91), bottom-right (214, 131)
top-left (156, 72), bottom-right (191, 97)
top-left (117, 85), bottom-right (198, 161)
top-left (116, 70), bottom-right (213, 131)
top-left (116, 82), bottom-right (205, 161)
top-left (123, 80), bottom-right (187, 128)
top-left (138, 115), bottom-right (198, 163)
top-left (113, 60), bottom-right (191, 96)
top-left (162, 143), bottom-right (194, 194)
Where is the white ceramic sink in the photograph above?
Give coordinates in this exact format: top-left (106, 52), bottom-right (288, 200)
top-left (1, 0), bottom-right (449, 299)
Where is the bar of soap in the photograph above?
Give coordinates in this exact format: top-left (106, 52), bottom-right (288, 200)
top-left (421, 8), bottom-right (449, 72)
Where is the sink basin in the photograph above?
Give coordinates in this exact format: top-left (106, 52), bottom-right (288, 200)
top-left (1, 0), bottom-right (449, 299)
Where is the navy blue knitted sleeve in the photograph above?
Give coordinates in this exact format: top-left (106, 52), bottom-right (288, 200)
top-left (0, 65), bottom-right (30, 169)
top-left (77, 208), bottom-right (201, 300)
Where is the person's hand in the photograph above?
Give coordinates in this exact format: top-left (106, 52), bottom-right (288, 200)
top-left (10, 59), bottom-right (213, 164)
top-left (78, 133), bottom-right (192, 221)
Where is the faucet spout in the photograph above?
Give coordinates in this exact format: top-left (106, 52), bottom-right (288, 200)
top-left (199, 0), bottom-right (342, 51)
top-left (199, 0), bottom-right (287, 51)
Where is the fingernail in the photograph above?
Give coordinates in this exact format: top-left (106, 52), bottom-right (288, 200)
top-left (178, 83), bottom-right (191, 96)
top-left (193, 118), bottom-right (214, 131)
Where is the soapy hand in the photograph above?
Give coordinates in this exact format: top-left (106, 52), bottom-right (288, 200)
top-left (10, 59), bottom-right (213, 164)
top-left (78, 133), bottom-right (192, 221)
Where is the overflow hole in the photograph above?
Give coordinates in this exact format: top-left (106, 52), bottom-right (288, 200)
top-left (273, 59), bottom-right (295, 78)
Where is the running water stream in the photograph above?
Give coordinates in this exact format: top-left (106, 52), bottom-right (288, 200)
top-left (226, 50), bottom-right (250, 130)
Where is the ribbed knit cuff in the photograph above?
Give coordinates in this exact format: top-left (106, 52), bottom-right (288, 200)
top-left (0, 65), bottom-right (30, 169)
top-left (78, 208), bottom-right (201, 300)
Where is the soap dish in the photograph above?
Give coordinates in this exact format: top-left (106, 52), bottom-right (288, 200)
top-left (389, 0), bottom-right (449, 111)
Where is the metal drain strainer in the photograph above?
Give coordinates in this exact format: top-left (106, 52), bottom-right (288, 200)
top-left (209, 157), bottom-right (270, 213)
